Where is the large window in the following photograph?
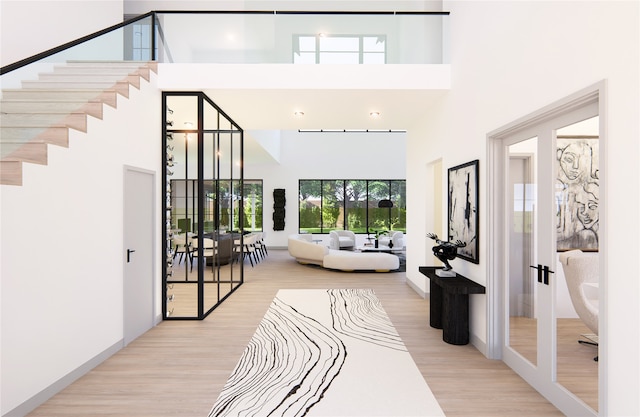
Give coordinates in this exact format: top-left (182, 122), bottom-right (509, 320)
top-left (294, 35), bottom-right (386, 64)
top-left (299, 179), bottom-right (405, 234)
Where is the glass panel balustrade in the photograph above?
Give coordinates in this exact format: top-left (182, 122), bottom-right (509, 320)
top-left (155, 12), bottom-right (448, 64)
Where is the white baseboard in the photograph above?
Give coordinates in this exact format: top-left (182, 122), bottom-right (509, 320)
top-left (4, 340), bottom-right (123, 417)
top-left (406, 277), bottom-right (428, 299)
top-left (470, 333), bottom-right (488, 358)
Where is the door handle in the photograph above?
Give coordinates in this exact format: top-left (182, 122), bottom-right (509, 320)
top-left (127, 249), bottom-right (136, 263)
top-left (530, 264), bottom-right (543, 283)
top-left (530, 264), bottom-right (553, 285)
top-left (543, 265), bottom-right (554, 285)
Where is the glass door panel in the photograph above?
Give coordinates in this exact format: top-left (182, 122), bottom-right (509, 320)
top-left (555, 116), bottom-right (600, 412)
top-left (502, 127), bottom-right (556, 402)
top-left (507, 137), bottom-right (538, 366)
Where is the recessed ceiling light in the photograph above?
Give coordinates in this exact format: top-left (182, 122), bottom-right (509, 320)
top-left (369, 111), bottom-right (381, 118)
top-left (294, 111), bottom-right (305, 117)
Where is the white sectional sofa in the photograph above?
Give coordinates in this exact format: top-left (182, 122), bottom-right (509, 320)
top-left (288, 234), bottom-right (399, 272)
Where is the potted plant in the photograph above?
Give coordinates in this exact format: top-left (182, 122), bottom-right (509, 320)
top-left (374, 230), bottom-right (388, 248)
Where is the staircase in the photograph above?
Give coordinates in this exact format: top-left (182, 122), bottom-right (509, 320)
top-left (0, 61), bottom-right (158, 186)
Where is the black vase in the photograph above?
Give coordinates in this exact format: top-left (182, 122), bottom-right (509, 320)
top-left (388, 241), bottom-right (394, 249)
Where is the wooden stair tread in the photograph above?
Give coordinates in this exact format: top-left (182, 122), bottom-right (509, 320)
top-left (22, 80), bottom-right (129, 87)
top-left (0, 113), bottom-right (87, 132)
top-left (1, 90), bottom-right (119, 107)
top-left (39, 73), bottom-right (141, 86)
top-left (1, 142), bottom-right (48, 164)
top-left (63, 61), bottom-right (158, 75)
top-left (2, 88), bottom-right (118, 94)
top-left (0, 127), bottom-right (69, 146)
top-left (1, 97), bottom-right (104, 103)
top-left (0, 101), bottom-right (104, 119)
top-left (21, 81), bottom-right (130, 98)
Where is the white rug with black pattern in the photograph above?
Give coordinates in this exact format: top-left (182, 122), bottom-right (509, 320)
top-left (209, 289), bottom-right (445, 417)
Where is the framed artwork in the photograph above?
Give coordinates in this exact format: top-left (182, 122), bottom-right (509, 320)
top-left (556, 137), bottom-right (599, 251)
top-left (447, 159), bottom-right (479, 264)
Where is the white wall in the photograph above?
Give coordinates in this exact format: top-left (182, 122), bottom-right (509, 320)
top-left (406, 1), bottom-right (639, 414)
top-left (0, 75), bottom-right (162, 415)
top-left (245, 130), bottom-right (406, 248)
top-left (0, 0), bottom-right (123, 67)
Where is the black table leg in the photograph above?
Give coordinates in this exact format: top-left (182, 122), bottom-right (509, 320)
top-left (442, 292), bottom-right (470, 345)
top-left (430, 281), bottom-right (443, 329)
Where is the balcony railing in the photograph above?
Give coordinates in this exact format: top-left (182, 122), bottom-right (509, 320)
top-left (1, 10), bottom-right (449, 82)
top-left (155, 11), bottom-right (449, 65)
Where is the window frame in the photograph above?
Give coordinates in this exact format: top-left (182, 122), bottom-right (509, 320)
top-left (293, 34), bottom-right (387, 64)
top-left (298, 179), bottom-right (405, 235)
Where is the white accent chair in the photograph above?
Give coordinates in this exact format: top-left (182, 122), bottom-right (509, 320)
top-left (241, 233), bottom-right (260, 267)
top-left (328, 230), bottom-right (356, 250)
top-left (558, 249), bottom-right (599, 361)
top-left (378, 231), bottom-right (404, 249)
top-left (254, 232), bottom-right (268, 259)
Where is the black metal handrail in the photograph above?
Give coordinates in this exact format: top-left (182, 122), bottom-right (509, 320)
top-left (0, 12), bottom-right (155, 75)
top-left (152, 10), bottom-right (449, 15)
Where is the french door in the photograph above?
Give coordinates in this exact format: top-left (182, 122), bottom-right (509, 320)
top-left (491, 88), bottom-right (602, 416)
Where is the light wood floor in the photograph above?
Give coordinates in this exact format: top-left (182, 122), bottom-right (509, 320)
top-left (28, 250), bottom-right (566, 417)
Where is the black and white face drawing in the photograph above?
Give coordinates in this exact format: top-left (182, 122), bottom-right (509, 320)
top-left (556, 138), bottom-right (599, 251)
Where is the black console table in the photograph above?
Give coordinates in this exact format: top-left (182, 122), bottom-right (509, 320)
top-left (419, 266), bottom-right (485, 345)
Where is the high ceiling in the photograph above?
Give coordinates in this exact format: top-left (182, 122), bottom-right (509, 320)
top-left (200, 88), bottom-right (448, 131)
top-left (165, 87), bottom-right (447, 165)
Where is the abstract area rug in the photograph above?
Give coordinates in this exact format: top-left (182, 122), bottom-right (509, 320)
top-left (209, 289), bottom-right (444, 417)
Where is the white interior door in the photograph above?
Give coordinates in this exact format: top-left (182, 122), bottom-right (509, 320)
top-left (491, 93), bottom-right (601, 416)
top-left (124, 166), bottom-right (155, 345)
top-left (503, 128), bottom-right (555, 391)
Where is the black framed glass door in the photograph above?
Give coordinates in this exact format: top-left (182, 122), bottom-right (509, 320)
top-left (163, 92), bottom-right (244, 320)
